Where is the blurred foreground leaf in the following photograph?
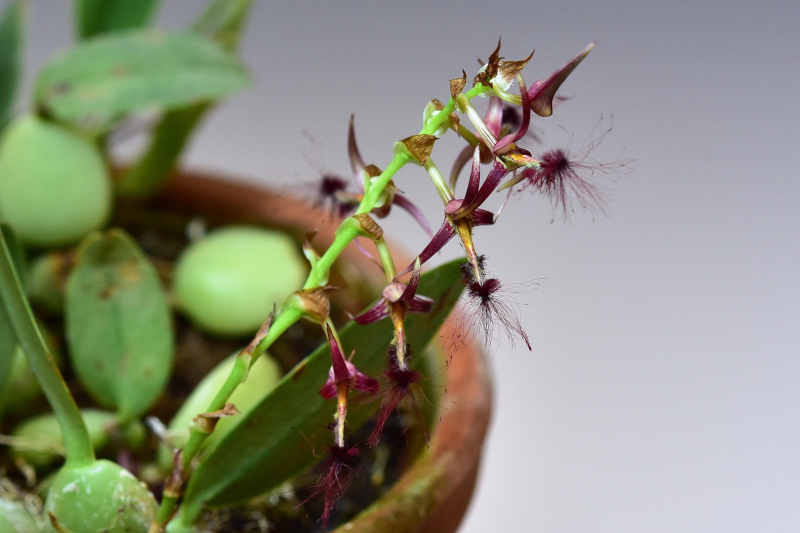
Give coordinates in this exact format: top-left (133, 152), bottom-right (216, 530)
top-left (0, 0), bottom-right (25, 134)
top-left (36, 30), bottom-right (249, 134)
top-left (65, 229), bottom-right (174, 421)
top-left (117, 0), bottom-right (256, 197)
top-left (74, 0), bottom-right (160, 39)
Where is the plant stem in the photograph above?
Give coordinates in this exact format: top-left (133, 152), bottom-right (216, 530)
top-left (0, 231), bottom-right (94, 467)
top-left (165, 82), bottom-right (492, 528)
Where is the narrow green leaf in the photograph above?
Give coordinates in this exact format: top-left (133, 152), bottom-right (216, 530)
top-left (65, 228), bottom-right (174, 421)
top-left (179, 259), bottom-right (466, 522)
top-left (117, 0), bottom-right (256, 197)
top-left (74, 0), bottom-right (160, 40)
top-left (0, 0), bottom-right (25, 134)
top-left (35, 30), bottom-right (250, 134)
top-left (0, 222), bottom-right (24, 420)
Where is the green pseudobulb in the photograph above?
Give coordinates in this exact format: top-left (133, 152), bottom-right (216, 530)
top-left (44, 460), bottom-right (157, 533)
top-left (11, 409), bottom-right (145, 468)
top-left (0, 115), bottom-right (111, 248)
top-left (0, 496), bottom-right (42, 533)
top-left (173, 226), bottom-right (306, 337)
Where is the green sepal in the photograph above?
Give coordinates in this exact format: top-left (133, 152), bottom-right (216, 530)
top-left (0, 0), bottom-right (25, 135)
top-left (65, 228), bottom-right (174, 422)
top-left (74, 0), bottom-right (160, 40)
top-left (178, 258), bottom-right (465, 524)
top-left (35, 30), bottom-right (250, 134)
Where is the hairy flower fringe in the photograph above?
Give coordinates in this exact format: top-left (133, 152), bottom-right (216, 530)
top-left (303, 444), bottom-right (360, 527)
top-left (368, 346), bottom-right (427, 447)
top-left (457, 258), bottom-right (532, 351)
top-left (523, 120), bottom-right (632, 221)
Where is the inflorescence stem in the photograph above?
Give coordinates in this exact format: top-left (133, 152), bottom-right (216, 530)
top-left (163, 82), bottom-right (492, 529)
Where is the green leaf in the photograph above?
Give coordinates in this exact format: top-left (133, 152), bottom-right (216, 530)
top-left (74, 0), bottom-right (160, 40)
top-left (65, 228), bottom-right (174, 421)
top-left (0, 0), bottom-right (25, 134)
top-left (35, 30), bottom-right (250, 133)
top-left (191, 0), bottom-right (255, 52)
top-left (116, 0), bottom-right (256, 197)
top-left (179, 258), bottom-right (466, 523)
top-left (0, 222), bottom-right (25, 420)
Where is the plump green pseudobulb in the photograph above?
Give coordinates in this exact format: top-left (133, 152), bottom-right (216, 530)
top-left (0, 115), bottom-right (112, 248)
top-left (0, 497), bottom-right (42, 533)
top-left (11, 409), bottom-right (146, 468)
top-left (44, 460), bottom-right (157, 533)
top-left (173, 226), bottom-right (306, 337)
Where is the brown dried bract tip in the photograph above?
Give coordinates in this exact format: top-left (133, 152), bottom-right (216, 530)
top-left (474, 38), bottom-right (503, 87)
top-left (242, 309), bottom-right (275, 357)
top-left (192, 403), bottom-right (240, 433)
top-left (497, 50), bottom-right (535, 87)
top-left (163, 450), bottom-right (185, 499)
top-left (450, 69), bottom-right (467, 100)
top-left (293, 286), bottom-right (336, 323)
top-left (398, 134), bottom-right (438, 166)
top-left (363, 164), bottom-right (382, 178)
top-left (351, 213), bottom-right (384, 240)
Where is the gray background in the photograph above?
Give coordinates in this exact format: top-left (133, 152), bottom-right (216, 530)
top-left (8, 0), bottom-right (799, 531)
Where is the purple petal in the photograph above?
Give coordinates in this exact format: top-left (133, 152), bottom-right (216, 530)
top-left (348, 115), bottom-right (366, 192)
top-left (484, 96), bottom-right (503, 138)
top-left (319, 378), bottom-right (337, 400)
top-left (352, 371), bottom-right (380, 395)
top-left (462, 145), bottom-right (482, 206)
top-left (326, 324), bottom-right (351, 382)
top-left (352, 300), bottom-right (390, 325)
top-left (399, 258), bottom-right (422, 303)
top-left (449, 144), bottom-right (475, 189)
top-left (471, 208), bottom-right (496, 227)
top-left (400, 219), bottom-right (457, 275)
top-left (392, 194), bottom-right (433, 238)
top-left (455, 160), bottom-right (511, 219)
top-left (493, 74), bottom-right (531, 154)
top-left (408, 294), bottom-right (434, 314)
top-left (528, 42), bottom-right (595, 117)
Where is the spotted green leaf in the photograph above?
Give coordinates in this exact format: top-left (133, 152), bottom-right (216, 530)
top-left (65, 229), bottom-right (174, 422)
top-left (35, 30), bottom-right (249, 133)
top-left (178, 258), bottom-right (465, 524)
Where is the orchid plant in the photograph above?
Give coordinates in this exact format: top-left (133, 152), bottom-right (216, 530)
top-left (0, 1), bottom-right (628, 532)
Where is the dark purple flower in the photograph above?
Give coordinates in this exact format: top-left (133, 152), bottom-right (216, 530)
top-left (319, 324), bottom-right (379, 400)
top-left (351, 258), bottom-right (433, 325)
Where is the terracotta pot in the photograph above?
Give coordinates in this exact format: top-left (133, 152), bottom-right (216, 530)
top-left (158, 171), bottom-right (493, 533)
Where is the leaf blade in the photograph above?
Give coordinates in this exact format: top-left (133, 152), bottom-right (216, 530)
top-left (35, 30), bottom-right (250, 133)
top-left (179, 259), bottom-right (466, 522)
top-left (74, 0), bottom-right (160, 39)
top-left (0, 0), bottom-right (25, 134)
top-left (65, 228), bottom-right (174, 421)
